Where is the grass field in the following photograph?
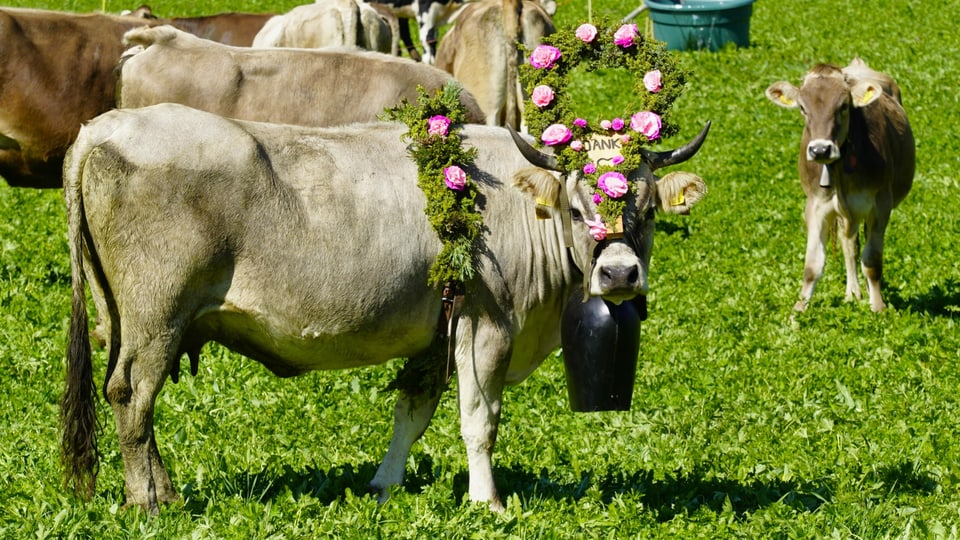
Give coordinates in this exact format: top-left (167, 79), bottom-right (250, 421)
top-left (2, 0), bottom-right (959, 537)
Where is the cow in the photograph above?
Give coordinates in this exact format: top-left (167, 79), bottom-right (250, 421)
top-left (0, 7), bottom-right (159, 188)
top-left (435, 0), bottom-right (554, 128)
top-left (60, 101), bottom-right (710, 513)
top-left (765, 59), bottom-right (914, 312)
top-left (118, 25), bottom-right (485, 125)
top-left (121, 4), bottom-right (273, 46)
top-left (252, 0), bottom-right (393, 54)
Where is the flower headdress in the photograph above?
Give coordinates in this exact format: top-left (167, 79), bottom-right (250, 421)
top-left (521, 21), bottom-right (688, 239)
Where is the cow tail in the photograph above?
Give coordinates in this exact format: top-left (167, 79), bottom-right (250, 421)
top-left (503, 0), bottom-right (523, 129)
top-left (60, 137), bottom-right (100, 501)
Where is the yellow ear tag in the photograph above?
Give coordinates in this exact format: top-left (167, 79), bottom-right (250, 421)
top-left (860, 88), bottom-right (875, 105)
top-left (779, 95), bottom-right (795, 106)
top-left (535, 196), bottom-right (553, 207)
top-left (670, 190), bottom-right (686, 207)
top-left (534, 196), bottom-right (553, 219)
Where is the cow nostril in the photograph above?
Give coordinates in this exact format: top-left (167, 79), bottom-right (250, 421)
top-left (600, 265), bottom-right (640, 289)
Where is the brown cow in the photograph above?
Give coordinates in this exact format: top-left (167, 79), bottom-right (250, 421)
top-left (435, 0), bottom-right (554, 128)
top-left (122, 4), bottom-right (273, 46)
top-left (766, 60), bottom-right (915, 312)
top-left (0, 8), bottom-right (157, 188)
top-left (118, 25), bottom-right (484, 125)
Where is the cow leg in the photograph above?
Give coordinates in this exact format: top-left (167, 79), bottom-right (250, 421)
top-left (862, 210), bottom-right (890, 312)
top-left (838, 215), bottom-right (862, 302)
top-left (369, 382), bottom-right (443, 503)
top-left (454, 321), bottom-right (510, 512)
top-left (797, 197), bottom-right (834, 311)
top-left (105, 336), bottom-right (180, 513)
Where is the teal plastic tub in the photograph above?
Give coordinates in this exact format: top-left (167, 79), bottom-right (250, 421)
top-left (644, 0), bottom-right (755, 51)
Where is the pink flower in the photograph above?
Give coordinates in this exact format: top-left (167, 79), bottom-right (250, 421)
top-left (540, 123), bottom-right (572, 145)
top-left (630, 111), bottom-right (662, 140)
top-left (611, 117), bottom-right (624, 131)
top-left (443, 165), bottom-right (467, 191)
top-left (575, 23), bottom-right (597, 43)
top-left (583, 162), bottom-right (597, 174)
top-left (570, 140), bottom-right (583, 151)
top-left (600, 119), bottom-right (612, 130)
top-left (585, 214), bottom-right (607, 241)
top-left (592, 192), bottom-right (604, 205)
top-left (611, 155), bottom-right (625, 165)
top-left (621, 134), bottom-right (631, 144)
top-left (529, 45), bottom-right (561, 69)
top-left (598, 171), bottom-right (629, 198)
top-left (428, 115), bottom-right (450, 137)
top-left (614, 24), bottom-right (638, 47)
top-left (643, 70), bottom-right (663, 93)
top-left (573, 118), bottom-right (588, 128)
top-left (531, 85), bottom-right (555, 108)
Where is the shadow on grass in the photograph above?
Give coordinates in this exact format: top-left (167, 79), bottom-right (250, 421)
top-left (887, 278), bottom-right (960, 318)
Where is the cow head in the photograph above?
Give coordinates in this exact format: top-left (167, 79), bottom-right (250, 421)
top-left (766, 64), bottom-right (885, 165)
top-left (509, 123), bottom-right (710, 304)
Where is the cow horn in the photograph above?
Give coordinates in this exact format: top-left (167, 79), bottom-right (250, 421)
top-left (639, 121), bottom-right (712, 170)
top-left (507, 126), bottom-right (559, 171)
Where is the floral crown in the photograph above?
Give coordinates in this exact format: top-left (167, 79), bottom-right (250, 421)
top-left (520, 21), bottom-right (688, 240)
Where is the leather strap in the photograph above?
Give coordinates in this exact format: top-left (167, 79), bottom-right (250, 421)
top-left (439, 281), bottom-right (465, 382)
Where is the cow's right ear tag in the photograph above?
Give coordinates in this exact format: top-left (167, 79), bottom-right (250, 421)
top-left (779, 94), bottom-right (795, 106)
top-left (535, 196), bottom-right (553, 219)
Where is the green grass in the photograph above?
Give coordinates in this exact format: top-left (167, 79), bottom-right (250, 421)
top-left (2, 0), bottom-right (960, 537)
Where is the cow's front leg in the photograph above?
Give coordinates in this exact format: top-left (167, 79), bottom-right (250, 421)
top-left (862, 209), bottom-right (891, 312)
top-left (370, 377), bottom-right (443, 503)
top-left (797, 197), bottom-right (833, 311)
top-left (454, 320), bottom-right (510, 512)
top-left (837, 215), bottom-right (862, 302)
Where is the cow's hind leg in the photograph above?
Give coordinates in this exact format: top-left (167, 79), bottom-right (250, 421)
top-left (370, 356), bottom-right (446, 502)
top-left (106, 335), bottom-right (181, 513)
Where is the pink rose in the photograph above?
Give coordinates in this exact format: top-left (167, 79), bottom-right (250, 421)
top-left (592, 192), bottom-right (604, 205)
top-left (570, 140), bottom-right (583, 151)
top-left (531, 85), bottom-right (555, 108)
top-left (428, 115), bottom-right (450, 137)
top-left (540, 123), bottom-right (572, 146)
top-left (630, 111), bottom-right (662, 140)
top-left (600, 119), bottom-right (612, 130)
top-left (443, 165), bottom-right (467, 191)
top-left (611, 155), bottom-right (624, 165)
top-left (598, 171), bottom-right (628, 198)
top-left (621, 134), bottom-right (631, 144)
top-left (614, 24), bottom-right (638, 47)
top-left (529, 45), bottom-right (561, 69)
top-left (643, 70), bottom-right (663, 93)
top-left (583, 162), bottom-right (597, 175)
top-left (575, 23), bottom-right (597, 43)
top-left (573, 118), bottom-right (588, 128)
top-left (611, 117), bottom-right (624, 131)
top-left (585, 214), bottom-right (607, 241)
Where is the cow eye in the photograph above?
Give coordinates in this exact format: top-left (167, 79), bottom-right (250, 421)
top-left (570, 208), bottom-right (584, 222)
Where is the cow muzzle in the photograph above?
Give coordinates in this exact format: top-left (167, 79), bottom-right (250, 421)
top-left (807, 139), bottom-right (840, 163)
top-left (590, 244), bottom-right (648, 304)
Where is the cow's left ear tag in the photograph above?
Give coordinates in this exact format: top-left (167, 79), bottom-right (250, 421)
top-left (858, 88), bottom-right (875, 106)
top-left (779, 94), bottom-right (795, 106)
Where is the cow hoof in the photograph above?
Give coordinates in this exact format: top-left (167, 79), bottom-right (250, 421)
top-left (793, 300), bottom-right (809, 312)
top-left (366, 483), bottom-right (391, 505)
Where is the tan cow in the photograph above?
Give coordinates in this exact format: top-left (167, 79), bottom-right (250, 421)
top-left (122, 4), bottom-right (273, 46)
top-left (766, 60), bottom-right (915, 312)
top-left (118, 25), bottom-right (484, 125)
top-left (252, 0), bottom-right (393, 54)
top-left (435, 0), bottom-right (554, 128)
top-left (0, 7), bottom-right (159, 188)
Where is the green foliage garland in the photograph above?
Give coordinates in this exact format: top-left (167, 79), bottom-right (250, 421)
top-left (383, 83), bottom-right (482, 287)
top-left (520, 21), bottom-right (688, 231)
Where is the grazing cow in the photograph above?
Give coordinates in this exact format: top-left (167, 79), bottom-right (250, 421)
top-left (122, 4), bottom-right (273, 46)
top-left (435, 0), bottom-right (554, 128)
top-left (766, 60), bottom-right (914, 311)
top-left (252, 0), bottom-right (393, 54)
top-left (61, 102), bottom-right (709, 513)
top-left (118, 25), bottom-right (484, 125)
top-left (0, 7), bottom-right (158, 188)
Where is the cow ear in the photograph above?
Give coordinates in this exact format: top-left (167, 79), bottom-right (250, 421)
top-left (765, 81), bottom-right (800, 109)
top-left (514, 166), bottom-right (560, 219)
top-left (656, 171), bottom-right (707, 215)
top-left (850, 80), bottom-right (883, 108)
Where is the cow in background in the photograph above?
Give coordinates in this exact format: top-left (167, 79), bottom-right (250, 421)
top-left (122, 4), bottom-right (272, 46)
top-left (60, 102), bottom-right (710, 512)
top-left (0, 7), bottom-right (160, 188)
top-left (435, 0), bottom-right (554, 128)
top-left (118, 25), bottom-right (484, 124)
top-left (252, 0), bottom-right (394, 54)
top-left (766, 59), bottom-right (914, 312)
